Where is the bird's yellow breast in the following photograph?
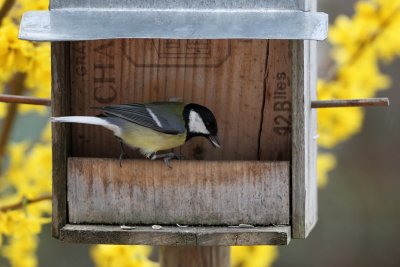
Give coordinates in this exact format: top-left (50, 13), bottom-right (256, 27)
top-left (119, 123), bottom-right (186, 157)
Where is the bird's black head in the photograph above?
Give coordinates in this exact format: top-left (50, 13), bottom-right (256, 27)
top-left (183, 103), bottom-right (221, 148)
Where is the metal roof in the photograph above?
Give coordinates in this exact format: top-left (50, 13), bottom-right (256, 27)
top-left (49, 0), bottom-right (312, 11)
top-left (19, 0), bottom-right (327, 41)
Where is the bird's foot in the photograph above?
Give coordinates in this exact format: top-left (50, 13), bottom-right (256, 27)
top-left (150, 153), bottom-right (185, 168)
top-left (119, 151), bottom-right (127, 167)
top-left (117, 137), bottom-right (128, 167)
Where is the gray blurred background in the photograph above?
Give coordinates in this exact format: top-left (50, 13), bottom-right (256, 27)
top-left (33, 0), bottom-right (400, 266)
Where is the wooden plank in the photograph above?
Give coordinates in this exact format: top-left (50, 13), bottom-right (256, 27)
top-left (259, 40), bottom-right (292, 161)
top-left (292, 0), bottom-right (318, 236)
top-left (307, 39), bottom-right (318, 236)
top-left (291, 39), bottom-right (318, 238)
top-left (160, 246), bottom-right (230, 267)
top-left (51, 42), bottom-right (71, 238)
top-left (68, 39), bottom-right (291, 161)
top-left (59, 224), bottom-right (291, 246)
top-left (67, 158), bottom-right (290, 225)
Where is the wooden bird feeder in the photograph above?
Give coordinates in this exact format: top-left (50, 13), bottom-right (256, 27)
top-left (19, 0), bottom-right (329, 250)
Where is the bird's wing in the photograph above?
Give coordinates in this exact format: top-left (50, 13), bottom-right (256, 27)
top-left (100, 102), bottom-right (186, 134)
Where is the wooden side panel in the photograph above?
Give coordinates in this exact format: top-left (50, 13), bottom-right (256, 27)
top-left (291, 0), bottom-right (318, 239)
top-left (307, 39), bottom-right (318, 235)
top-left (51, 42), bottom-right (71, 237)
top-left (68, 158), bottom-right (290, 225)
top-left (69, 39), bottom-right (292, 162)
top-left (291, 39), bottom-right (318, 238)
top-left (59, 224), bottom-right (291, 246)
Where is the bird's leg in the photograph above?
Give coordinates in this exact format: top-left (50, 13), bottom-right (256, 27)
top-left (117, 137), bottom-right (127, 167)
top-left (150, 152), bottom-right (184, 168)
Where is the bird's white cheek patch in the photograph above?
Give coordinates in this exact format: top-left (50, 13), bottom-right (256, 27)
top-left (189, 110), bottom-right (210, 134)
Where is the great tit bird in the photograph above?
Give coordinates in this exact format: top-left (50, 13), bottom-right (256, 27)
top-left (51, 102), bottom-right (220, 166)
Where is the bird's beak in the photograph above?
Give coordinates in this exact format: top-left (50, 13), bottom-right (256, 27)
top-left (208, 135), bottom-right (221, 148)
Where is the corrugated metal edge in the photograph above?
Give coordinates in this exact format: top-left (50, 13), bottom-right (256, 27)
top-left (50, 0), bottom-right (307, 11)
top-left (19, 10), bottom-right (328, 41)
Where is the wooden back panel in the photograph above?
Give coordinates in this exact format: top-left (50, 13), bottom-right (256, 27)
top-left (54, 39), bottom-right (295, 232)
top-left (69, 39), bottom-right (292, 161)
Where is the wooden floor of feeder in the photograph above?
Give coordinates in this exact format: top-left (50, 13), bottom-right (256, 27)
top-left (60, 224), bottom-right (291, 245)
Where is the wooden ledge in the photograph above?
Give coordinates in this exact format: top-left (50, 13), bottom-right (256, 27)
top-left (60, 224), bottom-right (291, 246)
top-left (67, 158), bottom-right (290, 226)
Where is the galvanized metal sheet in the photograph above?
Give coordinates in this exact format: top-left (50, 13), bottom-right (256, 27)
top-left (50, 0), bottom-right (309, 11)
top-left (19, 10), bottom-right (328, 41)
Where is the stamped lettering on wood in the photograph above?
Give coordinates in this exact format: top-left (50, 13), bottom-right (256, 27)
top-left (69, 39), bottom-right (291, 161)
top-left (259, 40), bottom-right (292, 161)
top-left (93, 41), bottom-right (118, 104)
top-left (123, 39), bottom-right (231, 67)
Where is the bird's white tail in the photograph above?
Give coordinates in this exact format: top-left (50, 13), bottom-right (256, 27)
top-left (51, 116), bottom-right (108, 125)
top-left (51, 116), bottom-right (120, 134)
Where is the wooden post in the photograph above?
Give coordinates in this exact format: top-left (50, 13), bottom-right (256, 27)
top-left (160, 246), bottom-right (230, 267)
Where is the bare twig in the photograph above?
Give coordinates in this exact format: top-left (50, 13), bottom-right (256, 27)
top-left (0, 195), bottom-right (52, 212)
top-left (0, 0), bottom-right (16, 24)
top-left (311, 98), bottom-right (389, 109)
top-left (0, 73), bottom-right (26, 173)
top-left (0, 94), bottom-right (51, 106)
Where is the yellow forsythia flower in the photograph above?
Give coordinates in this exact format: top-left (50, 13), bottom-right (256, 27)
top-left (0, 0), bottom-right (51, 115)
top-left (318, 0), bottom-right (399, 149)
top-left (231, 246), bottom-right (278, 267)
top-left (0, 1), bottom-right (52, 267)
top-left (0, 124), bottom-right (52, 267)
top-left (317, 153), bottom-right (337, 188)
top-left (2, 234), bottom-right (38, 267)
top-left (91, 245), bottom-right (159, 267)
top-left (0, 19), bottom-right (34, 80)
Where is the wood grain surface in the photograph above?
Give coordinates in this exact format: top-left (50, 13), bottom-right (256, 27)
top-left (51, 42), bottom-right (71, 238)
top-left (69, 39), bottom-right (292, 161)
top-left (59, 224), bottom-right (291, 245)
top-left (291, 40), bottom-right (318, 238)
top-left (260, 40), bottom-right (292, 160)
top-left (68, 158), bottom-right (290, 225)
top-left (52, 38), bottom-right (300, 245)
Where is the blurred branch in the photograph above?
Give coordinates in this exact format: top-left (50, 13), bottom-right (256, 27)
top-left (0, 94), bottom-right (52, 106)
top-left (0, 195), bottom-right (52, 212)
top-left (0, 0), bottom-right (16, 23)
top-left (0, 73), bottom-right (26, 173)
